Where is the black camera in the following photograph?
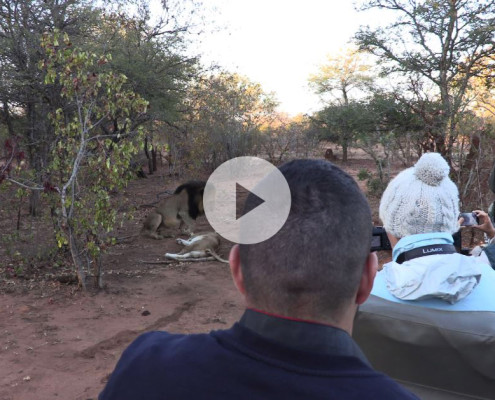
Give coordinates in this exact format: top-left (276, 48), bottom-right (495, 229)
top-left (459, 212), bottom-right (479, 227)
top-left (371, 226), bottom-right (392, 252)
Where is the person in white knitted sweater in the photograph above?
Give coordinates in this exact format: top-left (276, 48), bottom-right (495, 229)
top-left (374, 152), bottom-right (495, 311)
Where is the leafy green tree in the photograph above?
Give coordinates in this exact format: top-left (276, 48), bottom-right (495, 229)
top-left (99, 3), bottom-right (198, 116)
top-left (259, 113), bottom-right (318, 165)
top-left (309, 48), bottom-right (373, 161)
top-left (0, 0), bottom-right (203, 209)
top-left (355, 0), bottom-right (495, 161)
top-left (87, 0), bottom-right (207, 175)
top-left (176, 72), bottom-right (278, 171)
top-left (38, 31), bottom-right (148, 289)
top-left (314, 92), bottom-right (425, 189)
top-left (312, 100), bottom-right (366, 158)
top-left (0, 0), bottom-right (100, 215)
top-left (309, 48), bottom-right (373, 105)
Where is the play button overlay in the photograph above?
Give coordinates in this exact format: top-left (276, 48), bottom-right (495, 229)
top-left (203, 157), bottom-right (291, 244)
top-left (236, 183), bottom-right (265, 220)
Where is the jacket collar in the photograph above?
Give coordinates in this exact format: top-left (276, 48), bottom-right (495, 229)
top-left (239, 308), bottom-right (370, 365)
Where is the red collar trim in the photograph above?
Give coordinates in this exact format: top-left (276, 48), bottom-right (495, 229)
top-left (247, 308), bottom-right (336, 328)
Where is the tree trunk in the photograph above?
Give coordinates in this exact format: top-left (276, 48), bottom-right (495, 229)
top-left (152, 147), bottom-right (157, 172)
top-left (2, 101), bottom-right (15, 136)
top-left (342, 137), bottom-right (348, 162)
top-left (29, 189), bottom-right (40, 217)
top-left (144, 136), bottom-right (153, 175)
top-left (16, 194), bottom-right (23, 230)
top-left (68, 226), bottom-right (87, 291)
top-left (96, 256), bottom-right (103, 289)
top-left (26, 101), bottom-right (50, 217)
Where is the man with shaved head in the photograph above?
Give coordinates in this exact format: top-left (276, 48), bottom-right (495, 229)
top-left (100, 159), bottom-right (417, 400)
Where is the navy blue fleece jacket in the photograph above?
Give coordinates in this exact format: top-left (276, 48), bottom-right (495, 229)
top-left (99, 310), bottom-right (418, 399)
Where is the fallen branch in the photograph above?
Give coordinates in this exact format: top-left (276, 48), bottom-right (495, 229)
top-left (114, 233), bottom-right (140, 243)
top-left (139, 256), bottom-right (216, 264)
top-left (138, 260), bottom-right (176, 264)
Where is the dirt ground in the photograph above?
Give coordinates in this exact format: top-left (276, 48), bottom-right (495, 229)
top-left (0, 149), bottom-right (404, 400)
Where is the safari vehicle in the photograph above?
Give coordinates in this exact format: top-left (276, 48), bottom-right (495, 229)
top-left (354, 295), bottom-right (495, 399)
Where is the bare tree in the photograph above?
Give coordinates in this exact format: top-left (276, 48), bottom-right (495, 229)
top-left (355, 0), bottom-right (495, 162)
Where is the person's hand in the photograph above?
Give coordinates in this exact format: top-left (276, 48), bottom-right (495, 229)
top-left (472, 210), bottom-right (495, 239)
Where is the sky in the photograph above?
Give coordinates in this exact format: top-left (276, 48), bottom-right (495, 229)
top-left (193, 0), bottom-right (382, 116)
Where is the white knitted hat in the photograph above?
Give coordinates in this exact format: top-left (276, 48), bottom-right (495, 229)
top-left (379, 153), bottom-right (459, 238)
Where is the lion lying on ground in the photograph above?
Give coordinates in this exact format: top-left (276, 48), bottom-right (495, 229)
top-left (165, 232), bottom-right (227, 263)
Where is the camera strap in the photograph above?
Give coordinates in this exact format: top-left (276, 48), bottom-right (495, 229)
top-left (396, 244), bottom-right (457, 264)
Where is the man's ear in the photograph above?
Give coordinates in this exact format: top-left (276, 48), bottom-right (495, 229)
top-left (355, 252), bottom-right (378, 305)
top-left (229, 244), bottom-right (246, 297)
